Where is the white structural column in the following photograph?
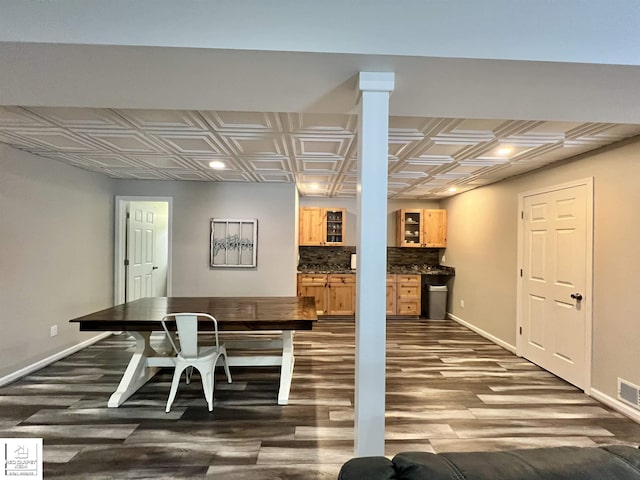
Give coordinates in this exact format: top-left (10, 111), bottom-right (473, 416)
top-left (354, 72), bottom-right (395, 456)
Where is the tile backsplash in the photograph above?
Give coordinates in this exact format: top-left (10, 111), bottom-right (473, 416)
top-left (299, 246), bottom-right (355, 267)
top-left (388, 247), bottom-right (440, 266)
top-left (299, 246), bottom-right (440, 267)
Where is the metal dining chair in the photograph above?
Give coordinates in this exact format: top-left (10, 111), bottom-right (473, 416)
top-left (160, 313), bottom-right (232, 412)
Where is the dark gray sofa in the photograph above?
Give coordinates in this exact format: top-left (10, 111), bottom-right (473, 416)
top-left (338, 445), bottom-right (640, 480)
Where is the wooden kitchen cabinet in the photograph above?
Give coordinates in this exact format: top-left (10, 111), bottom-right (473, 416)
top-left (396, 209), bottom-right (447, 248)
top-left (297, 273), bottom-right (327, 315)
top-left (396, 274), bottom-right (421, 316)
top-left (299, 207), bottom-right (346, 246)
top-left (298, 272), bottom-right (419, 317)
top-left (385, 274), bottom-right (421, 317)
top-left (299, 207), bottom-right (325, 246)
top-left (423, 209), bottom-right (447, 247)
top-left (297, 272), bottom-right (355, 315)
top-left (327, 274), bottom-right (356, 315)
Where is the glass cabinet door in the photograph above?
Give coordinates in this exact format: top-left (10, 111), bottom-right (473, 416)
top-left (325, 209), bottom-right (344, 244)
top-left (402, 210), bottom-right (422, 246)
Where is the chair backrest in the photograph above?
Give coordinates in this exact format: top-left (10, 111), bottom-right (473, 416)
top-left (161, 313), bottom-right (220, 360)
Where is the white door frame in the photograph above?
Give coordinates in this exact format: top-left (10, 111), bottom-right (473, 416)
top-left (114, 196), bottom-right (173, 305)
top-left (515, 177), bottom-right (594, 394)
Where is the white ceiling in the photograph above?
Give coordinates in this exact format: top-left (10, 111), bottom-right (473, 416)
top-left (1, 106), bottom-right (639, 199)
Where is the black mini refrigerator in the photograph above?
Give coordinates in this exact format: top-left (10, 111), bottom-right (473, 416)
top-left (420, 275), bottom-right (430, 317)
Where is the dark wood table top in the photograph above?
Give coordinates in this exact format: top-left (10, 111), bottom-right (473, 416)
top-left (70, 296), bottom-right (317, 332)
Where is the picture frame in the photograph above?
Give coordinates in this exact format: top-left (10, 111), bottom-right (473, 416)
top-left (210, 218), bottom-right (257, 268)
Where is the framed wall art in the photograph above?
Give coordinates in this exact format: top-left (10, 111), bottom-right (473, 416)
top-left (210, 219), bottom-right (257, 268)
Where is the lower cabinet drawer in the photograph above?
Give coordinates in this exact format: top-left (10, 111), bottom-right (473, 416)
top-left (298, 273), bottom-right (328, 284)
top-left (397, 301), bottom-right (420, 316)
top-left (397, 275), bottom-right (420, 284)
top-left (397, 285), bottom-right (419, 298)
top-left (328, 273), bottom-right (356, 284)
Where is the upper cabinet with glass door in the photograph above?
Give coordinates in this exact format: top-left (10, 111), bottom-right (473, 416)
top-left (324, 209), bottom-right (345, 245)
top-left (397, 209), bottom-right (423, 246)
top-left (396, 209), bottom-right (447, 248)
top-left (299, 207), bottom-right (346, 246)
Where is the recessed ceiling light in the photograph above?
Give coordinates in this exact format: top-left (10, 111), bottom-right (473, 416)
top-left (448, 187), bottom-right (458, 193)
top-left (309, 183), bottom-right (320, 190)
top-left (208, 161), bottom-right (225, 170)
top-left (497, 147), bottom-right (513, 156)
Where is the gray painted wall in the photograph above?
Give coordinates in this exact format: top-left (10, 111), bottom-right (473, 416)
top-left (0, 144), bottom-right (114, 378)
top-left (443, 138), bottom-right (640, 400)
top-left (113, 180), bottom-right (298, 296)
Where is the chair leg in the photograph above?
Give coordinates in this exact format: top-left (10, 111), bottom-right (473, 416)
top-left (166, 364), bottom-right (186, 413)
top-left (221, 352), bottom-right (232, 383)
top-left (198, 366), bottom-right (214, 412)
top-left (185, 366), bottom-right (193, 385)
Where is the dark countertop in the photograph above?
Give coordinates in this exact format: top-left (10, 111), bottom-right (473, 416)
top-left (388, 265), bottom-right (455, 276)
top-left (297, 264), bottom-right (455, 276)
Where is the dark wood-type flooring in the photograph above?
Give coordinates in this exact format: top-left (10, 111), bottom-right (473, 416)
top-left (2, 319), bottom-right (640, 479)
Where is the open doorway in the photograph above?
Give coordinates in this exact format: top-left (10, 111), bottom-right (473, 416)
top-left (114, 196), bottom-right (172, 305)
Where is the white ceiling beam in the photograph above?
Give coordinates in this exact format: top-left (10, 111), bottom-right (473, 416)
top-left (2, 1), bottom-right (639, 66)
top-left (1, 43), bottom-right (640, 124)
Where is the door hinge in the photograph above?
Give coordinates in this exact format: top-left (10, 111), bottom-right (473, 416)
top-left (520, 269), bottom-right (523, 277)
top-left (126, 212), bottom-right (130, 219)
top-left (124, 259), bottom-right (129, 266)
top-left (519, 326), bottom-right (522, 335)
top-left (521, 211), bottom-right (524, 220)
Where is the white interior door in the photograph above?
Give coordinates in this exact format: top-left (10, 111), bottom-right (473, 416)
top-left (126, 203), bottom-right (158, 302)
top-left (519, 181), bottom-right (592, 389)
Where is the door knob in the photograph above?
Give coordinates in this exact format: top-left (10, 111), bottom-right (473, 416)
top-left (570, 293), bottom-right (583, 301)
top-left (152, 266), bottom-right (159, 270)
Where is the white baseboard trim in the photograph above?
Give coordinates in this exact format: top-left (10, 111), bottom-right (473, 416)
top-left (590, 387), bottom-right (640, 424)
top-left (447, 313), bottom-right (517, 354)
top-left (0, 332), bottom-right (113, 387)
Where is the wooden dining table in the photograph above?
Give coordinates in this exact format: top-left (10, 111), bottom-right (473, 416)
top-left (70, 296), bottom-right (317, 407)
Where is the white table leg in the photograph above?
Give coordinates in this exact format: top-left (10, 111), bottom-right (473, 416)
top-left (107, 331), bottom-right (172, 408)
top-left (277, 330), bottom-right (295, 405)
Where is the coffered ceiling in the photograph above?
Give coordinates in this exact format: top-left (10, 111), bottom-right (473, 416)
top-left (1, 106), bottom-right (639, 199)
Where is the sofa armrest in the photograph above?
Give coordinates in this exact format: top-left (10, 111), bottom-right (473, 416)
top-left (338, 456), bottom-right (395, 480)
